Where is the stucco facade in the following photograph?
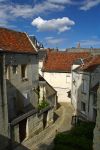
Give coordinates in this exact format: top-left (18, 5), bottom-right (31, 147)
top-left (0, 55), bottom-right (9, 150)
top-left (93, 85), bottom-right (100, 150)
top-left (43, 72), bottom-right (71, 102)
top-left (39, 75), bottom-right (57, 108)
top-left (71, 63), bottom-right (100, 121)
top-left (4, 52), bottom-right (41, 148)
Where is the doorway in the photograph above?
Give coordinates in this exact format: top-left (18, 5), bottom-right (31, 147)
top-left (19, 119), bottom-right (27, 142)
top-left (93, 109), bottom-right (97, 122)
top-left (43, 111), bottom-right (48, 129)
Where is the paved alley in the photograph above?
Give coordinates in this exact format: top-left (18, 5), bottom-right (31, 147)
top-left (15, 102), bottom-right (74, 150)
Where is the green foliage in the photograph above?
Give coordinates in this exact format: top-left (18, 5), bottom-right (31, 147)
top-left (38, 100), bottom-right (49, 110)
top-left (54, 122), bottom-right (95, 150)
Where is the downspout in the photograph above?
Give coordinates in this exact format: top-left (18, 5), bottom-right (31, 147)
top-left (88, 72), bottom-right (91, 119)
top-left (2, 54), bottom-right (9, 133)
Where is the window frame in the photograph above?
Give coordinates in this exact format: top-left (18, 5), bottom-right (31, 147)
top-left (81, 101), bottom-right (86, 112)
top-left (81, 79), bottom-right (87, 94)
top-left (21, 64), bottom-right (28, 81)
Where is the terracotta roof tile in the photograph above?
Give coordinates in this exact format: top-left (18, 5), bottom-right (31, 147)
top-left (81, 55), bottom-right (100, 71)
top-left (0, 28), bottom-right (37, 54)
top-left (43, 51), bottom-right (90, 72)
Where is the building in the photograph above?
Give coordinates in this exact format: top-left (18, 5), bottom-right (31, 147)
top-left (71, 55), bottom-right (100, 121)
top-left (0, 27), bottom-right (40, 149)
top-left (93, 83), bottom-right (100, 150)
top-left (39, 74), bottom-right (57, 108)
top-left (0, 28), bottom-right (57, 149)
top-left (42, 51), bottom-right (90, 102)
top-left (39, 74), bottom-right (57, 127)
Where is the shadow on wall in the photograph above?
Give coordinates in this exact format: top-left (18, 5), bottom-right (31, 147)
top-left (0, 134), bottom-right (30, 150)
top-left (6, 80), bottom-right (37, 122)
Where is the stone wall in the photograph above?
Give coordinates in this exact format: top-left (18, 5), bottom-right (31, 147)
top-left (0, 55), bottom-right (9, 150)
top-left (5, 53), bottom-right (39, 120)
top-left (93, 85), bottom-right (100, 150)
top-left (43, 72), bottom-right (71, 102)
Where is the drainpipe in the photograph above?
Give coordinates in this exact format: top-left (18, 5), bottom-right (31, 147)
top-left (8, 123), bottom-right (13, 150)
top-left (88, 72), bottom-right (91, 120)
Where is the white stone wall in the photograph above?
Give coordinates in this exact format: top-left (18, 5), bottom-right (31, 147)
top-left (71, 65), bottom-right (100, 121)
top-left (93, 85), bottom-right (100, 150)
top-left (43, 72), bottom-right (71, 102)
top-left (71, 70), bottom-right (90, 119)
top-left (39, 61), bottom-right (43, 76)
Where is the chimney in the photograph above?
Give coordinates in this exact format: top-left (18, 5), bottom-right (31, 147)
top-left (77, 43), bottom-right (80, 49)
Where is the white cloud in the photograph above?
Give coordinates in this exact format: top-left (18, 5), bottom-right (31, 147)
top-left (10, 2), bottom-right (64, 18)
top-left (0, 0), bottom-right (65, 26)
top-left (45, 37), bottom-right (64, 45)
top-left (80, 0), bottom-right (100, 11)
top-left (79, 39), bottom-right (100, 47)
top-left (31, 17), bottom-right (75, 33)
top-left (48, 0), bottom-right (72, 4)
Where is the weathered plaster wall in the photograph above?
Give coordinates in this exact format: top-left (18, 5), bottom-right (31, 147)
top-left (0, 55), bottom-right (9, 150)
top-left (5, 53), bottom-right (39, 120)
top-left (71, 66), bottom-right (100, 121)
top-left (43, 72), bottom-right (71, 102)
top-left (93, 85), bottom-right (100, 150)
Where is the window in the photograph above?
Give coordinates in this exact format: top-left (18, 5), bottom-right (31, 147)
top-left (81, 102), bottom-right (86, 112)
top-left (5, 65), bottom-right (9, 79)
top-left (82, 79), bottom-right (87, 94)
top-left (12, 65), bottom-right (17, 74)
top-left (93, 93), bottom-right (97, 106)
top-left (66, 75), bottom-right (70, 83)
top-left (21, 64), bottom-right (27, 80)
top-left (23, 92), bottom-right (30, 107)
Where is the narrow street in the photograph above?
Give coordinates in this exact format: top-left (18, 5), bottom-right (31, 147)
top-left (21, 102), bottom-right (74, 150)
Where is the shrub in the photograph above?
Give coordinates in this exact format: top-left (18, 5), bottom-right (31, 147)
top-left (38, 100), bottom-right (49, 110)
top-left (54, 122), bottom-right (95, 150)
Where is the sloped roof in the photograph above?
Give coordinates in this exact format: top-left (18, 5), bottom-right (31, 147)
top-left (80, 55), bottom-right (100, 71)
top-left (0, 28), bottom-right (37, 54)
top-left (43, 51), bottom-right (90, 72)
top-left (39, 74), bottom-right (57, 94)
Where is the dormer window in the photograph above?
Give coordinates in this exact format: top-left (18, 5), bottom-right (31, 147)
top-left (21, 64), bottom-right (27, 80)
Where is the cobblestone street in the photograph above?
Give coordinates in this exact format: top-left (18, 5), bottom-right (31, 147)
top-left (19, 102), bottom-right (74, 150)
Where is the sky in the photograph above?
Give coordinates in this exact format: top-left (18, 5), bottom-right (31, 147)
top-left (0, 0), bottom-right (100, 49)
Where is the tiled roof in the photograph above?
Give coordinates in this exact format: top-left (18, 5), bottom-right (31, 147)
top-left (0, 28), bottom-right (37, 54)
top-left (43, 51), bottom-right (90, 72)
top-left (80, 55), bottom-right (100, 71)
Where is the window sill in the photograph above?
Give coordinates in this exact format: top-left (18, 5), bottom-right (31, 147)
top-left (81, 111), bottom-right (86, 115)
top-left (22, 78), bottom-right (28, 82)
top-left (81, 92), bottom-right (87, 95)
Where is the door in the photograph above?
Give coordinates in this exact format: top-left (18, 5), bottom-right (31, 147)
top-left (19, 119), bottom-right (27, 142)
top-left (43, 111), bottom-right (48, 129)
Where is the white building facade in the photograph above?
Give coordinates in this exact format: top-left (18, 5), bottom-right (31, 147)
top-left (42, 51), bottom-right (89, 103)
top-left (71, 55), bottom-right (100, 122)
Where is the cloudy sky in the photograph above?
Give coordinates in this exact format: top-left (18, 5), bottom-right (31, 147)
top-left (0, 0), bottom-right (100, 49)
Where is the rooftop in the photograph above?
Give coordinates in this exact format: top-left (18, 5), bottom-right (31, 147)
top-left (0, 28), bottom-right (37, 54)
top-left (43, 51), bottom-right (90, 72)
top-left (80, 55), bottom-right (100, 71)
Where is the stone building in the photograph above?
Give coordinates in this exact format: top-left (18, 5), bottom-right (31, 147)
top-left (39, 74), bottom-right (57, 109)
top-left (0, 27), bottom-right (39, 149)
top-left (93, 83), bottom-right (100, 150)
top-left (71, 55), bottom-right (100, 121)
top-left (0, 28), bottom-right (57, 149)
top-left (42, 51), bottom-right (89, 102)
